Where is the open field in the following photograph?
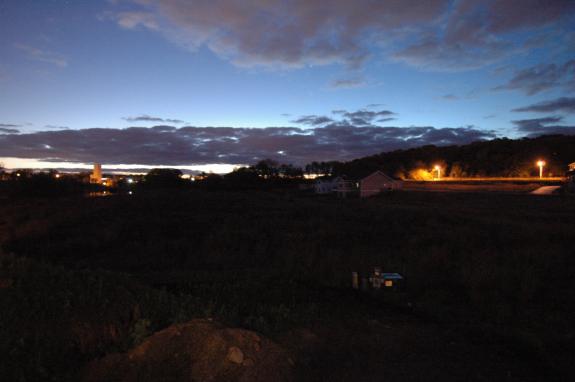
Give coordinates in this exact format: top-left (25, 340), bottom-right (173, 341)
top-left (1, 189), bottom-right (575, 381)
top-left (403, 179), bottom-right (565, 193)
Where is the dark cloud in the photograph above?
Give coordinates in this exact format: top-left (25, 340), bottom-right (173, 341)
top-left (45, 125), bottom-right (69, 130)
top-left (512, 116), bottom-right (575, 137)
top-left (109, 0), bottom-right (574, 71)
top-left (441, 94), bottom-right (459, 100)
top-left (512, 97), bottom-right (575, 113)
top-left (292, 108), bottom-right (398, 127)
top-left (113, 0), bottom-right (451, 69)
top-left (394, 0), bottom-right (575, 70)
top-left (0, 124), bottom-right (496, 166)
top-left (0, 127), bottom-right (20, 134)
top-left (292, 108), bottom-right (398, 128)
top-left (341, 109), bottom-right (395, 126)
top-left (291, 115), bottom-right (333, 126)
top-left (330, 77), bottom-right (366, 89)
top-left (0, 123), bottom-right (22, 128)
top-left (493, 60), bottom-right (575, 95)
top-left (123, 114), bottom-right (187, 124)
top-left (512, 116), bottom-right (563, 130)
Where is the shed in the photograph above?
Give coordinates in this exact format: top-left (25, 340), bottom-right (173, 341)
top-left (367, 267), bottom-right (404, 291)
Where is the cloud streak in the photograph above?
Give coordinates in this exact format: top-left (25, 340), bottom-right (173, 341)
top-left (513, 97), bottom-right (575, 113)
top-left (14, 43), bottom-right (68, 68)
top-left (512, 116), bottom-right (575, 137)
top-left (0, 127), bottom-right (20, 134)
top-left (123, 114), bottom-right (187, 124)
top-left (494, 60), bottom-right (575, 95)
top-left (330, 77), bottom-right (366, 89)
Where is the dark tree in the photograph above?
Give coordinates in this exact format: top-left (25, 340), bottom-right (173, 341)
top-left (143, 168), bottom-right (186, 188)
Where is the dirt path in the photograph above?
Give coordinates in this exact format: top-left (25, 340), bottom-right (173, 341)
top-left (531, 186), bottom-right (561, 195)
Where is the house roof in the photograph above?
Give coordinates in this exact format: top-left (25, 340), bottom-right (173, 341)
top-left (316, 170), bottom-right (401, 183)
top-left (360, 170), bottom-right (399, 183)
top-left (381, 273), bottom-right (403, 280)
top-left (314, 176), bottom-right (345, 184)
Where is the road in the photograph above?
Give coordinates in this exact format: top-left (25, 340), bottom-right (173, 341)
top-left (531, 186), bottom-right (561, 195)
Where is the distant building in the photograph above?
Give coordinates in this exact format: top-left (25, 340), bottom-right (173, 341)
top-left (314, 171), bottom-right (403, 198)
top-left (369, 268), bottom-right (404, 291)
top-left (353, 267), bottom-right (405, 292)
top-left (314, 176), bottom-right (346, 194)
top-left (359, 171), bottom-right (403, 198)
top-left (567, 163), bottom-right (575, 192)
top-left (90, 163), bottom-right (102, 184)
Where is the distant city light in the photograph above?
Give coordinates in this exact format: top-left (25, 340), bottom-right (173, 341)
top-left (55, 174), bottom-right (61, 179)
top-left (127, 178), bottom-right (134, 183)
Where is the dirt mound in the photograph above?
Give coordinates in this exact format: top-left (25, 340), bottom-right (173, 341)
top-left (83, 319), bottom-right (295, 382)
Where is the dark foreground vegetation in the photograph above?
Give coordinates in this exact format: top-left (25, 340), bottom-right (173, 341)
top-left (1, 189), bottom-right (575, 381)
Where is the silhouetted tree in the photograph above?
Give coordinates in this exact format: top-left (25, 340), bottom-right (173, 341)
top-left (143, 168), bottom-right (185, 188)
top-left (253, 159), bottom-right (279, 177)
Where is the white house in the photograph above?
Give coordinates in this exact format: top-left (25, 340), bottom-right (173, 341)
top-left (314, 176), bottom-right (346, 194)
top-left (359, 171), bottom-right (402, 198)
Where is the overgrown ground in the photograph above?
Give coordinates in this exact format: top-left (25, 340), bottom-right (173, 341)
top-left (1, 189), bottom-right (574, 380)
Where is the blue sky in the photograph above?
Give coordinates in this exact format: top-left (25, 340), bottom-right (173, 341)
top-left (1, 0), bottom-right (574, 171)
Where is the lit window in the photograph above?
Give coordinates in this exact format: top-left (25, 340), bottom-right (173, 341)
top-left (384, 280), bottom-right (393, 287)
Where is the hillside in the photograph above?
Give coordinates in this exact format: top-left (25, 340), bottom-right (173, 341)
top-left (332, 135), bottom-right (575, 179)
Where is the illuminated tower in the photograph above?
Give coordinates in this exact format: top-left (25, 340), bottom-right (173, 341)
top-left (90, 163), bottom-right (102, 184)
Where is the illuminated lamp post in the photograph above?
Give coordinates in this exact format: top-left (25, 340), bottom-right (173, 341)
top-left (536, 160), bottom-right (545, 179)
top-left (434, 165), bottom-right (441, 180)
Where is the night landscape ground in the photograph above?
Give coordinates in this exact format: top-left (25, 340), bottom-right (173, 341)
top-left (1, 188), bottom-right (574, 381)
top-left (2, 1), bottom-right (575, 381)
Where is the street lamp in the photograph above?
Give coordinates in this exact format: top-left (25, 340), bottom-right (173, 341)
top-left (434, 165), bottom-right (441, 180)
top-left (536, 160), bottom-right (545, 179)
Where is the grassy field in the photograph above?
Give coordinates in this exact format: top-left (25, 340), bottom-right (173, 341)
top-left (403, 179), bottom-right (564, 193)
top-left (1, 188), bottom-right (574, 380)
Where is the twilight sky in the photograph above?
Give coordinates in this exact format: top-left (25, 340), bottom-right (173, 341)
top-left (1, 0), bottom-right (574, 172)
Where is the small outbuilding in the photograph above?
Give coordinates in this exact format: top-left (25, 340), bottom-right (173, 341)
top-left (566, 162), bottom-right (575, 192)
top-left (353, 267), bottom-right (405, 292)
top-left (369, 267), bottom-right (404, 291)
